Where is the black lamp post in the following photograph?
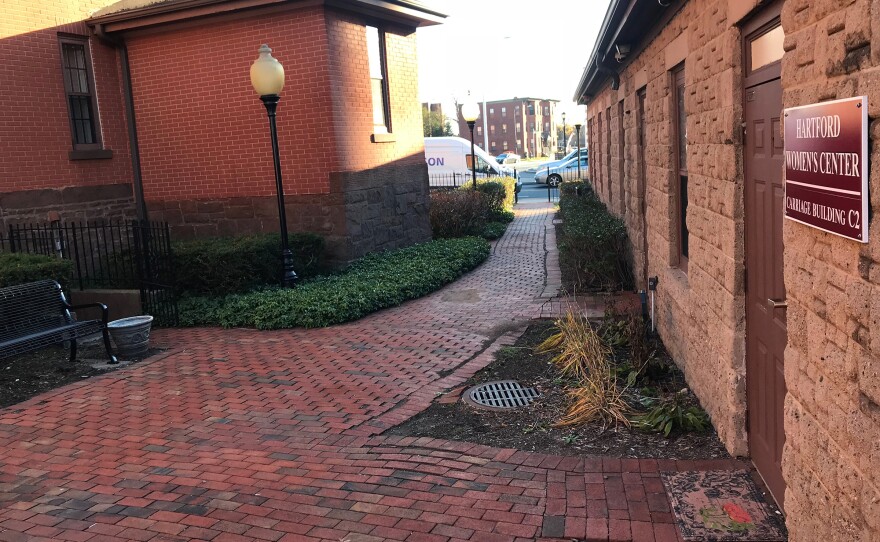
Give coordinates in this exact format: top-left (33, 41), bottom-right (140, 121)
top-left (251, 44), bottom-right (297, 287)
top-left (461, 98), bottom-right (481, 189)
top-left (561, 112), bottom-right (566, 154)
top-left (574, 123), bottom-right (582, 179)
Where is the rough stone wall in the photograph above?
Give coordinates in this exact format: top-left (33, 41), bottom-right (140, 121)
top-left (586, 0), bottom-right (748, 457)
top-left (0, 185), bottom-right (135, 231)
top-left (780, 0), bottom-right (880, 540)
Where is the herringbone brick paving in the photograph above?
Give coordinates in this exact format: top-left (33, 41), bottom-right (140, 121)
top-left (0, 202), bottom-right (741, 541)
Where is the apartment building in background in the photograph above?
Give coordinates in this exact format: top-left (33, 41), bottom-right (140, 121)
top-left (457, 97), bottom-right (559, 157)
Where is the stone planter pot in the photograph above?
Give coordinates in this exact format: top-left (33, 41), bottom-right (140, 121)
top-left (107, 315), bottom-right (154, 357)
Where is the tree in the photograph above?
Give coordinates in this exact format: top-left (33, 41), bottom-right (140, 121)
top-left (423, 106), bottom-right (453, 137)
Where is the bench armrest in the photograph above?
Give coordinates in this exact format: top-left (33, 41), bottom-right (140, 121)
top-left (66, 302), bottom-right (111, 325)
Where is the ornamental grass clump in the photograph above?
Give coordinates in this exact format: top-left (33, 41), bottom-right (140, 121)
top-left (537, 311), bottom-right (631, 429)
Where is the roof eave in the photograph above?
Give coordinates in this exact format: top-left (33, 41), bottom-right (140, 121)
top-left (573, 0), bottom-right (676, 104)
top-left (88, 0), bottom-right (445, 33)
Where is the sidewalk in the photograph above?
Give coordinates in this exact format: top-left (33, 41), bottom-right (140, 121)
top-left (0, 202), bottom-right (738, 541)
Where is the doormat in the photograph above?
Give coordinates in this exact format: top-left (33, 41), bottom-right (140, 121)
top-left (661, 470), bottom-right (787, 541)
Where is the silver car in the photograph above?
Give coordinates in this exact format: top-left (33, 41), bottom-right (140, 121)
top-left (535, 155), bottom-right (589, 186)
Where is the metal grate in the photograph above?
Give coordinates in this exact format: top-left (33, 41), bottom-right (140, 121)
top-left (464, 380), bottom-right (539, 410)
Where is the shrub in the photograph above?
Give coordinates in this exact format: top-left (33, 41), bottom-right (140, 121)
top-left (174, 233), bottom-right (324, 296)
top-left (558, 182), bottom-right (633, 291)
top-left (178, 236), bottom-right (490, 329)
top-left (470, 177), bottom-right (516, 213)
top-left (0, 253), bottom-right (73, 288)
top-left (429, 190), bottom-right (491, 239)
top-left (632, 390), bottom-right (710, 437)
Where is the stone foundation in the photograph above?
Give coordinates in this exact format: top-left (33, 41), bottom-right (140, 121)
top-left (148, 161), bottom-right (431, 264)
top-left (0, 184), bottom-right (136, 230)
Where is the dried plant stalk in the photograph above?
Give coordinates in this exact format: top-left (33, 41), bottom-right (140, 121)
top-left (538, 310), bottom-right (631, 428)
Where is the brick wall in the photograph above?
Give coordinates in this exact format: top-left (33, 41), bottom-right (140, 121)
top-left (780, 0), bottom-right (880, 540)
top-left (0, 1), bottom-right (133, 218)
top-left (131, 5), bottom-right (430, 262)
top-left (324, 8), bottom-right (431, 260)
top-left (125, 6), bottom-right (336, 202)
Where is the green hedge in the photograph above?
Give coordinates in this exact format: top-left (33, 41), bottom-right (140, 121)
top-left (429, 190), bottom-right (491, 239)
top-left (179, 236), bottom-right (490, 329)
top-left (470, 177), bottom-right (516, 213)
top-left (558, 181), bottom-right (633, 291)
top-left (0, 253), bottom-right (73, 288)
top-left (430, 177), bottom-right (517, 240)
top-left (173, 233), bottom-right (324, 296)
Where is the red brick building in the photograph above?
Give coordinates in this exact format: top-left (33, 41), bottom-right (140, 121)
top-left (457, 97), bottom-right (559, 158)
top-left (0, 0), bottom-right (443, 262)
top-left (577, 0), bottom-right (880, 538)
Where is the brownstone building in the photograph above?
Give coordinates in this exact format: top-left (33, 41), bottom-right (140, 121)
top-left (576, 0), bottom-right (879, 539)
top-left (457, 97), bottom-right (559, 157)
top-left (1, 0), bottom-right (444, 263)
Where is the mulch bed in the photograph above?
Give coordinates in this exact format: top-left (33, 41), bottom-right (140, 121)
top-left (0, 341), bottom-right (162, 409)
top-left (387, 321), bottom-right (731, 459)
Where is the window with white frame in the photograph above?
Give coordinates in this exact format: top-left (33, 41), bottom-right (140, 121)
top-left (366, 26), bottom-right (390, 133)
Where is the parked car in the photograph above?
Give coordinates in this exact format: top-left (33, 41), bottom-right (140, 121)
top-left (535, 155), bottom-right (589, 186)
top-left (424, 137), bottom-right (515, 188)
top-left (495, 152), bottom-right (520, 165)
top-left (526, 147), bottom-right (588, 173)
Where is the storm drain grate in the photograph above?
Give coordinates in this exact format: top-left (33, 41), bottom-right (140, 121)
top-left (463, 380), bottom-right (540, 410)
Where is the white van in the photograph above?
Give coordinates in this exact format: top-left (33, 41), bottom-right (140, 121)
top-left (424, 137), bottom-right (513, 187)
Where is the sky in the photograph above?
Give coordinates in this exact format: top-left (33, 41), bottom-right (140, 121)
top-left (416, 0), bottom-right (612, 134)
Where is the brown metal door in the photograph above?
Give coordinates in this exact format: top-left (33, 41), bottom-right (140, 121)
top-left (744, 77), bottom-right (787, 509)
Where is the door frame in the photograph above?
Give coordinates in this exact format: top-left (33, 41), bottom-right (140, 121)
top-left (740, 0), bottom-right (786, 509)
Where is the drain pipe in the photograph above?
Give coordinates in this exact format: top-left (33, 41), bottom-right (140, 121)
top-left (648, 276), bottom-right (658, 334)
top-left (94, 24), bottom-right (148, 223)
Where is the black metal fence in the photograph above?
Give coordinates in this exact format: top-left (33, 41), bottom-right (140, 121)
top-left (1, 220), bottom-right (178, 326)
top-left (429, 171), bottom-right (498, 189)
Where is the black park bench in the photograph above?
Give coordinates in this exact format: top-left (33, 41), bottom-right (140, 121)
top-left (0, 280), bottom-right (117, 364)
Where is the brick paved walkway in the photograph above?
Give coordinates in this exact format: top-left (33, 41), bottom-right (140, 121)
top-left (0, 202), bottom-right (741, 542)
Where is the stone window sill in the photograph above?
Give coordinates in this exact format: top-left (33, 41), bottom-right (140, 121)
top-left (69, 149), bottom-right (113, 160)
top-left (668, 265), bottom-right (690, 289)
top-left (371, 133), bottom-right (396, 143)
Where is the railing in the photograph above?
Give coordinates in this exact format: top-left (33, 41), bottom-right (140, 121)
top-left (429, 171), bottom-right (496, 189)
top-left (1, 220), bottom-right (178, 326)
top-left (3, 221), bottom-right (142, 290)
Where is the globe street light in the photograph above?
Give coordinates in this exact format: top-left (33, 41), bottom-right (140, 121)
top-left (574, 122), bottom-right (583, 179)
top-left (251, 44), bottom-right (297, 287)
top-left (461, 98), bottom-right (481, 189)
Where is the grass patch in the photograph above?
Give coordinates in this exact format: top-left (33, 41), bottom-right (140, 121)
top-left (179, 236), bottom-right (490, 329)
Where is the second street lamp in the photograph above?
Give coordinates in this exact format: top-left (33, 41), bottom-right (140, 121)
top-left (461, 98), bottom-right (481, 189)
top-left (561, 112), bottom-right (566, 154)
top-left (250, 44), bottom-right (297, 288)
top-left (574, 122), bottom-right (583, 179)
